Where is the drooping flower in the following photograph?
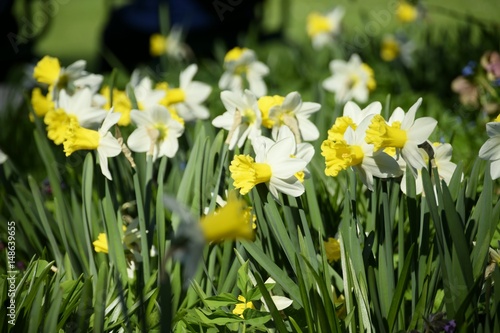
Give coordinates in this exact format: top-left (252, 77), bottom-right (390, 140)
top-left (323, 54), bottom-right (376, 104)
top-left (365, 98), bottom-right (438, 177)
top-left (322, 115), bottom-right (402, 190)
top-left (212, 90), bottom-right (262, 150)
top-left (150, 26), bottom-right (188, 60)
top-left (160, 64), bottom-right (211, 121)
top-left (306, 7), bottom-right (345, 49)
top-left (327, 101), bottom-right (382, 141)
top-left (33, 55), bottom-right (103, 100)
top-left (200, 193), bottom-right (255, 243)
top-left (219, 47), bottom-right (269, 97)
top-left (479, 119), bottom-right (500, 180)
top-left (44, 88), bottom-right (107, 145)
top-left (63, 110), bottom-right (122, 180)
top-left (230, 133), bottom-right (308, 198)
top-left (400, 142), bottom-right (461, 196)
top-left (127, 104), bottom-right (184, 161)
top-left (267, 91), bottom-right (321, 142)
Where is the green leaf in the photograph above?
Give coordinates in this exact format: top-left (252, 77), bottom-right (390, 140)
top-left (204, 293), bottom-right (239, 308)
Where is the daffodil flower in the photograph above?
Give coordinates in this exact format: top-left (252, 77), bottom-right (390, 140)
top-left (267, 91), bottom-right (321, 142)
top-left (396, 1), bottom-right (420, 23)
top-left (365, 98), bottom-right (437, 177)
top-left (63, 110), bottom-right (122, 180)
top-left (479, 120), bottom-right (500, 180)
top-left (323, 54), bottom-right (376, 104)
top-left (233, 295), bottom-right (256, 318)
top-left (44, 88), bottom-right (107, 145)
top-left (327, 101), bottom-right (382, 141)
top-left (257, 95), bottom-right (285, 128)
top-left (325, 237), bottom-right (341, 263)
top-left (322, 115), bottom-right (402, 190)
top-left (150, 26), bottom-right (188, 60)
top-left (307, 7), bottom-right (345, 49)
top-left (212, 90), bottom-right (262, 150)
top-left (230, 133), bottom-right (308, 198)
top-left (127, 105), bottom-right (184, 161)
top-left (401, 142), bottom-right (461, 196)
top-left (0, 149), bottom-right (8, 164)
top-left (162, 64), bottom-right (212, 122)
top-left (33, 55), bottom-right (102, 100)
top-left (380, 34), bottom-right (415, 67)
top-left (219, 47), bottom-right (269, 97)
top-left (129, 71), bottom-right (166, 110)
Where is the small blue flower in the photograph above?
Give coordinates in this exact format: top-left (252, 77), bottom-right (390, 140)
top-left (444, 319), bottom-right (456, 333)
top-left (462, 61), bottom-right (477, 77)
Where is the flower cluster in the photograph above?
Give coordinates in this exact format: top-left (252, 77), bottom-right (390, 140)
top-left (321, 98), bottom-right (459, 195)
top-left (31, 56), bottom-right (211, 180)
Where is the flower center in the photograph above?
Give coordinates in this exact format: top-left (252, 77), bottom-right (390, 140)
top-left (224, 47), bottom-right (247, 62)
top-left (307, 13), bottom-right (332, 37)
top-left (165, 88), bottom-right (186, 105)
top-left (328, 116), bottom-right (356, 141)
top-left (229, 155), bottom-right (272, 195)
top-left (321, 139), bottom-right (365, 177)
top-left (258, 95), bottom-right (285, 128)
top-left (365, 115), bottom-right (407, 151)
top-left (153, 122), bottom-right (169, 141)
top-left (242, 108), bottom-right (257, 124)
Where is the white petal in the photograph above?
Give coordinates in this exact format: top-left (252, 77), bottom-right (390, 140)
top-left (486, 122), bottom-right (500, 137)
top-left (186, 82), bottom-right (211, 103)
top-left (298, 118), bottom-right (320, 141)
top-left (402, 144), bottom-right (427, 175)
top-left (269, 176), bottom-right (305, 197)
top-left (212, 112), bottom-right (234, 130)
top-left (269, 296), bottom-right (293, 311)
top-left (99, 133), bottom-right (122, 157)
top-left (267, 137), bottom-right (296, 163)
top-left (407, 117), bottom-right (437, 143)
top-left (343, 101), bottom-right (361, 118)
top-left (282, 92), bottom-right (302, 111)
top-left (271, 158), bottom-right (308, 178)
top-left (479, 136), bottom-right (500, 160)
top-left (221, 90), bottom-right (244, 111)
top-left (97, 150), bottom-right (112, 180)
top-left (99, 111), bottom-right (121, 134)
top-left (180, 64), bottom-right (197, 88)
top-left (127, 127), bottom-right (150, 153)
top-left (401, 98), bottom-right (422, 129)
top-left (247, 76), bottom-right (267, 97)
top-left (297, 102), bottom-right (321, 117)
top-left (130, 109), bottom-right (152, 127)
top-left (490, 159), bottom-right (500, 180)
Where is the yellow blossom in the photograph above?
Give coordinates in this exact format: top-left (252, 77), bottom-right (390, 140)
top-left (31, 87), bottom-right (54, 118)
top-left (257, 95), bottom-right (285, 128)
top-left (325, 237), bottom-right (341, 262)
top-left (381, 37), bottom-right (400, 62)
top-left (101, 86), bottom-right (133, 126)
top-left (199, 193), bottom-right (255, 242)
top-left (63, 119), bottom-right (100, 156)
top-left (327, 116), bottom-right (357, 141)
top-left (233, 295), bottom-right (255, 318)
top-left (396, 1), bottom-right (418, 23)
top-left (150, 33), bottom-right (166, 57)
top-left (321, 139), bottom-right (364, 177)
top-left (365, 115), bottom-right (408, 151)
top-left (44, 109), bottom-right (76, 145)
top-left (229, 155), bottom-right (272, 195)
top-left (33, 55), bottom-right (61, 85)
top-left (307, 12), bottom-right (332, 38)
top-left (93, 233), bottom-right (109, 253)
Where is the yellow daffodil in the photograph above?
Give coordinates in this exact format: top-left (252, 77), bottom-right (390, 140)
top-left (325, 237), bottom-right (341, 263)
top-left (149, 27), bottom-right (188, 60)
top-left (307, 7), bottom-right (345, 49)
top-left (100, 86), bottom-right (133, 126)
top-left (93, 233), bottom-right (109, 253)
top-left (233, 295), bottom-right (255, 318)
top-left (396, 1), bottom-right (419, 23)
top-left (327, 101), bottom-right (382, 141)
top-left (31, 87), bottom-right (55, 118)
top-left (257, 95), bottom-right (285, 128)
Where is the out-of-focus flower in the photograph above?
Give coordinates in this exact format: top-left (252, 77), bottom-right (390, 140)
top-left (129, 71), bottom-right (166, 110)
top-left (93, 233), bottom-right (109, 253)
top-left (219, 47), bottom-right (269, 97)
top-left (258, 95), bottom-right (285, 128)
top-left (481, 51), bottom-right (500, 82)
top-left (233, 295), bottom-right (255, 318)
top-left (100, 86), bottom-right (133, 126)
top-left (365, 98), bottom-right (437, 177)
top-left (323, 54), bottom-right (376, 104)
top-left (127, 105), bottom-right (184, 161)
top-left (327, 101), bottom-right (381, 141)
top-left (33, 55), bottom-right (102, 100)
top-left (396, 1), bottom-right (420, 23)
top-left (451, 76), bottom-right (480, 108)
top-left (212, 90), bottom-right (262, 150)
top-left (267, 91), bottom-right (321, 142)
top-left (324, 237), bottom-right (341, 263)
top-left (306, 7), bottom-right (345, 49)
top-left (200, 193), bottom-right (255, 243)
top-left (322, 115), bottom-right (402, 190)
top-left (150, 26), bottom-right (189, 60)
top-left (400, 142), bottom-right (460, 196)
top-left (424, 312), bottom-right (456, 333)
top-left (63, 110), bottom-right (122, 180)
top-left (160, 64), bottom-right (211, 122)
top-left (479, 119), bottom-right (500, 180)
top-left (380, 34), bottom-right (415, 67)
top-left (0, 149), bottom-right (7, 164)
top-left (31, 87), bottom-right (55, 118)
top-left (230, 134), bottom-right (307, 198)
top-left (44, 88), bottom-right (107, 145)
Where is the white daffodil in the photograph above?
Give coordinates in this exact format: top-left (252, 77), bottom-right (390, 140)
top-left (307, 7), bottom-right (345, 49)
top-left (219, 47), bottom-right (269, 97)
top-left (44, 88), bottom-right (107, 145)
top-left (322, 54), bottom-right (376, 104)
top-left (380, 34), bottom-right (416, 67)
top-left (0, 149), bottom-right (7, 164)
top-left (212, 90), bottom-right (262, 150)
top-left (365, 98), bottom-right (438, 178)
top-left (63, 110), bottom-right (122, 180)
top-left (162, 64), bottom-right (212, 121)
top-left (261, 278), bottom-right (293, 312)
top-left (129, 71), bottom-right (166, 110)
top-left (479, 120), bottom-right (500, 180)
top-left (327, 101), bottom-right (382, 141)
top-left (230, 131), bottom-right (308, 199)
top-left (127, 105), bottom-right (184, 161)
top-left (33, 56), bottom-right (102, 100)
top-left (322, 115), bottom-right (402, 190)
top-left (150, 26), bottom-right (189, 60)
top-left (401, 142), bottom-right (460, 195)
top-left (267, 91), bottom-right (321, 142)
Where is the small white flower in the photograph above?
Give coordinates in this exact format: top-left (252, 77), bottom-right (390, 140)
top-left (322, 54), bottom-right (376, 104)
top-left (327, 101), bottom-right (382, 141)
top-left (307, 7), bottom-right (345, 49)
top-left (129, 71), bottom-right (166, 110)
top-left (219, 47), bottom-right (269, 97)
top-left (0, 149), bottom-right (7, 164)
top-left (57, 88), bottom-right (108, 128)
top-left (212, 90), bottom-right (262, 150)
top-left (127, 105), bottom-right (184, 161)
